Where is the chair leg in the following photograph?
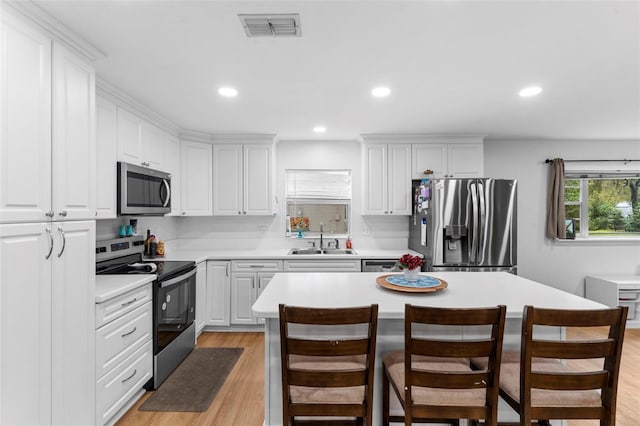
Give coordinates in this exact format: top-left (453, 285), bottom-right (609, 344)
top-left (382, 367), bottom-right (390, 426)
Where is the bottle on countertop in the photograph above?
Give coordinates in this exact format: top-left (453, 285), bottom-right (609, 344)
top-left (346, 235), bottom-right (352, 249)
top-left (144, 229), bottom-right (151, 256)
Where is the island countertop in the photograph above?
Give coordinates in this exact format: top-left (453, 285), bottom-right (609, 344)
top-left (252, 271), bottom-right (606, 319)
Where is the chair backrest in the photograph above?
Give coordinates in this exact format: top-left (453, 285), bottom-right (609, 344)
top-left (404, 304), bottom-right (507, 423)
top-left (279, 304), bottom-right (378, 425)
top-left (519, 305), bottom-right (628, 422)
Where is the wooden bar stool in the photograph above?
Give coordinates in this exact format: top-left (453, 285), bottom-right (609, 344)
top-left (382, 304), bottom-right (507, 426)
top-left (480, 305), bottom-right (627, 425)
top-left (278, 304), bottom-right (378, 426)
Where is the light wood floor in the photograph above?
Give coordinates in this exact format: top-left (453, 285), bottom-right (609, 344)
top-left (116, 328), bottom-right (640, 426)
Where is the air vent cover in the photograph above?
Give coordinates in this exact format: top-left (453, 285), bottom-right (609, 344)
top-left (238, 13), bottom-right (301, 37)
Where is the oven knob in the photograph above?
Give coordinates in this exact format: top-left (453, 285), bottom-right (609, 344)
top-left (162, 302), bottom-right (167, 311)
top-left (166, 295), bottom-right (171, 303)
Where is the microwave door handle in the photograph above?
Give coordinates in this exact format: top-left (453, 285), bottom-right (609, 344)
top-left (161, 179), bottom-right (171, 207)
top-left (160, 268), bottom-right (196, 288)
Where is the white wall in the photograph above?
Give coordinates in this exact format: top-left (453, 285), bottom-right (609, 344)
top-left (177, 139), bottom-right (409, 251)
top-left (484, 139), bottom-right (640, 296)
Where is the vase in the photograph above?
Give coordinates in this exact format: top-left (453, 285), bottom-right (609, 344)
top-left (403, 268), bottom-right (420, 282)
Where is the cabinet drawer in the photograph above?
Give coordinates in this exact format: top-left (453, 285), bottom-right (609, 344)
top-left (232, 260), bottom-right (282, 272)
top-left (96, 283), bottom-right (152, 328)
top-left (619, 301), bottom-right (637, 320)
top-left (283, 260), bottom-right (361, 272)
top-left (619, 290), bottom-right (639, 301)
top-left (96, 340), bottom-right (152, 426)
top-left (96, 301), bottom-right (152, 379)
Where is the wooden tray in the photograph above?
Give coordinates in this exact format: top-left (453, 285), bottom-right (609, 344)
top-left (376, 274), bottom-right (448, 293)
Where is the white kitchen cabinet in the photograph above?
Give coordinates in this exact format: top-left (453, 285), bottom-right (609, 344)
top-left (230, 260), bottom-right (281, 325)
top-left (362, 142), bottom-right (411, 215)
top-left (283, 259), bottom-right (362, 272)
top-left (206, 261), bottom-right (231, 327)
top-left (213, 142), bottom-right (273, 216)
top-left (181, 140), bottom-right (213, 216)
top-left (165, 135), bottom-right (182, 216)
top-left (0, 221), bottom-right (95, 425)
top-left (96, 96), bottom-right (118, 218)
top-left (0, 13), bottom-right (96, 223)
top-left (117, 107), bottom-right (164, 170)
top-left (412, 140), bottom-right (484, 179)
top-left (586, 275), bottom-right (640, 327)
top-left (195, 261), bottom-right (207, 334)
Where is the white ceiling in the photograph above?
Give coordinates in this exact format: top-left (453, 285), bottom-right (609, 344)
top-left (30, 0), bottom-right (640, 141)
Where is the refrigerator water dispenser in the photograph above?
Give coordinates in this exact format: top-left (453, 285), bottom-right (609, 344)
top-left (444, 225), bottom-right (468, 264)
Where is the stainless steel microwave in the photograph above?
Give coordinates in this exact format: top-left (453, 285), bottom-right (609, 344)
top-left (117, 162), bottom-right (171, 215)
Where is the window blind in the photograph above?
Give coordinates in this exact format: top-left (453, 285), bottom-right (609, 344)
top-left (286, 170), bottom-right (352, 200)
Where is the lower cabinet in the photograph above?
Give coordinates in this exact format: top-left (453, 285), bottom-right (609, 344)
top-left (0, 221), bottom-right (95, 426)
top-left (206, 261), bottom-right (231, 326)
top-left (95, 283), bottom-right (153, 425)
top-left (231, 260), bottom-right (282, 325)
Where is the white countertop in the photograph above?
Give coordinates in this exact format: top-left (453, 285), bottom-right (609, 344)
top-left (95, 274), bottom-right (155, 303)
top-left (586, 274), bottom-right (640, 285)
top-left (252, 271), bottom-right (606, 319)
top-left (145, 248), bottom-right (421, 264)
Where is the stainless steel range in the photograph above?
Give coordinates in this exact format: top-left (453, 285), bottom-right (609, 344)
top-left (96, 236), bottom-right (196, 389)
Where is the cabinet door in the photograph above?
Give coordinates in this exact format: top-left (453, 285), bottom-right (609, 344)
top-left (412, 144), bottom-right (447, 178)
top-left (231, 273), bottom-right (257, 325)
top-left (51, 220), bottom-right (95, 425)
top-left (362, 143), bottom-right (388, 215)
top-left (51, 42), bottom-right (96, 221)
top-left (206, 261), bottom-right (231, 326)
top-left (96, 97), bottom-right (117, 218)
top-left (255, 272), bottom-right (275, 325)
top-left (447, 144), bottom-right (484, 178)
top-left (0, 223), bottom-right (52, 425)
top-left (213, 144), bottom-right (242, 216)
top-left (116, 107), bottom-right (143, 165)
top-left (165, 135), bottom-right (181, 216)
top-left (244, 144), bottom-right (272, 215)
top-left (142, 123), bottom-right (166, 170)
top-left (181, 140), bottom-right (213, 216)
top-left (195, 261), bottom-right (207, 334)
top-left (0, 14), bottom-right (52, 223)
top-left (387, 144), bottom-right (411, 215)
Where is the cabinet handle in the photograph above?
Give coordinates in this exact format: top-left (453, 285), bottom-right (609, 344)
top-left (238, 211), bottom-right (242, 215)
top-left (45, 211), bottom-right (54, 218)
top-left (226, 263), bottom-right (229, 277)
top-left (243, 211), bottom-right (247, 215)
top-left (249, 265), bottom-right (265, 268)
top-left (252, 277), bottom-right (255, 289)
top-left (182, 212), bottom-right (186, 215)
top-left (390, 211), bottom-right (393, 214)
top-left (384, 211), bottom-right (388, 214)
top-left (58, 210), bottom-right (67, 217)
top-left (121, 369), bottom-right (137, 383)
top-left (121, 297), bottom-right (137, 307)
top-left (121, 326), bottom-right (137, 338)
top-left (45, 227), bottom-right (54, 260)
top-left (57, 226), bottom-right (66, 258)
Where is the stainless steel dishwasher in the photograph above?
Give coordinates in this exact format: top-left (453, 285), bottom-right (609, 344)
top-left (361, 259), bottom-right (400, 273)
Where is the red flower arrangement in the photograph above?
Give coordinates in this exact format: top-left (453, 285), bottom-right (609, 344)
top-left (396, 253), bottom-right (424, 271)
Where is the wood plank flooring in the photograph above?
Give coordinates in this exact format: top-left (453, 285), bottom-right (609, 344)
top-left (116, 328), bottom-right (640, 426)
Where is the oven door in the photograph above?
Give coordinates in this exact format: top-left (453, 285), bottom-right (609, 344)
top-left (154, 267), bottom-right (196, 354)
top-left (118, 161), bottom-right (171, 215)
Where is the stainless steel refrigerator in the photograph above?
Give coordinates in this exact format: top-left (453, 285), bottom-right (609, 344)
top-left (409, 178), bottom-right (517, 273)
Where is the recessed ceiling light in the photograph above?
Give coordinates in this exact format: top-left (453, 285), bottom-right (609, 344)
top-left (218, 87), bottom-right (238, 97)
top-left (313, 126), bottom-right (327, 133)
top-left (519, 86), bottom-right (542, 97)
top-left (371, 87), bottom-right (391, 98)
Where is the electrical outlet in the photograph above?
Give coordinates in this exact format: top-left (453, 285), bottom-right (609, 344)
top-left (257, 226), bottom-right (266, 236)
top-left (363, 224), bottom-right (371, 235)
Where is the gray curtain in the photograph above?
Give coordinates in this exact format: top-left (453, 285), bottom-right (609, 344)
top-left (545, 158), bottom-right (566, 239)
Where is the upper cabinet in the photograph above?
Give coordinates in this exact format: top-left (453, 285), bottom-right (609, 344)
top-left (0, 12), bottom-right (96, 223)
top-left (165, 135), bottom-right (181, 216)
top-left (213, 138), bottom-right (274, 216)
top-left (362, 141), bottom-right (412, 215)
top-left (412, 137), bottom-right (484, 179)
top-left (116, 107), bottom-right (165, 170)
top-left (181, 140), bottom-right (213, 216)
top-left (95, 97), bottom-right (117, 218)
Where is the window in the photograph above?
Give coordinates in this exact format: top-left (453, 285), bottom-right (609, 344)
top-left (564, 173), bottom-right (640, 238)
top-left (285, 169), bottom-right (352, 237)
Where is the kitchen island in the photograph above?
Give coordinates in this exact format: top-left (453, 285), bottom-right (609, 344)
top-left (252, 271), bottom-right (606, 425)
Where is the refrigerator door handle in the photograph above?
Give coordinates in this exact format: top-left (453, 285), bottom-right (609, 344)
top-left (470, 181), bottom-right (479, 263)
top-left (478, 180), bottom-right (486, 264)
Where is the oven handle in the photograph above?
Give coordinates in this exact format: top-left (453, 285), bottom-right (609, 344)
top-left (160, 268), bottom-right (196, 288)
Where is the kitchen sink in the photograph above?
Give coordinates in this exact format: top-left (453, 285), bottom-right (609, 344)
top-left (288, 248), bottom-right (358, 255)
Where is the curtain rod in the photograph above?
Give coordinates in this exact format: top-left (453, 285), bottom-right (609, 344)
top-left (544, 158), bottom-right (639, 164)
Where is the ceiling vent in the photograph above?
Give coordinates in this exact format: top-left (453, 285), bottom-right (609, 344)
top-left (238, 13), bottom-right (301, 37)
